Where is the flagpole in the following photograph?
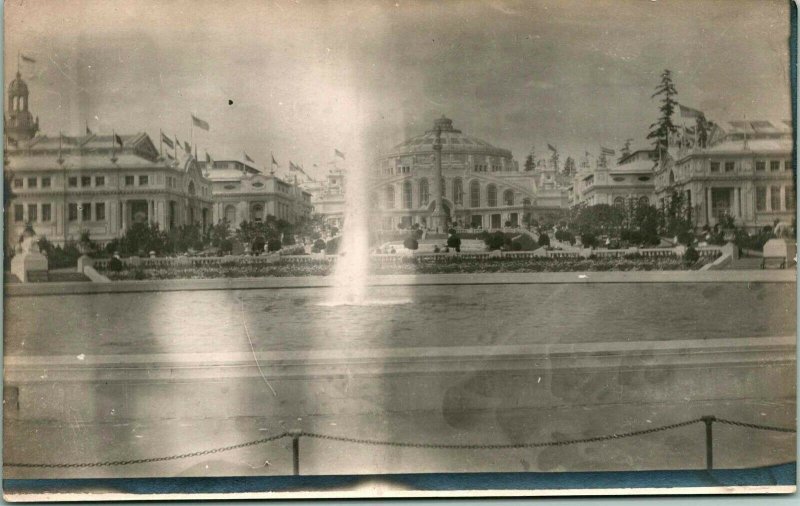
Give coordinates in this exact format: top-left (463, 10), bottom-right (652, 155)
top-left (159, 129), bottom-right (163, 159)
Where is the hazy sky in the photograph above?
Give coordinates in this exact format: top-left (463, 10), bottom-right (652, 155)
top-left (4, 0), bottom-right (792, 178)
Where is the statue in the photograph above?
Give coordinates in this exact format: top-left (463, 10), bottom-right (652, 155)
top-left (11, 223), bottom-right (48, 282)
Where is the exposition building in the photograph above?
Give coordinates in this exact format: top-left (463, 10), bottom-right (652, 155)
top-left (4, 72), bottom-right (214, 247)
top-left (369, 116), bottom-right (563, 231)
top-left (199, 160), bottom-right (313, 228)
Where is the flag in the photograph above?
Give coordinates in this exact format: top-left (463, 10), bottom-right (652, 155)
top-left (244, 152), bottom-right (254, 163)
top-left (205, 151), bottom-right (212, 163)
top-left (20, 54), bottom-right (36, 64)
top-left (114, 133), bottom-right (124, 147)
top-left (191, 114), bottom-right (210, 131)
top-left (85, 124), bottom-right (93, 135)
top-left (334, 149), bottom-right (345, 159)
top-left (271, 154), bottom-right (278, 167)
top-left (600, 146), bottom-right (615, 156)
top-left (161, 132), bottom-right (174, 149)
top-left (289, 161), bottom-right (299, 171)
top-left (184, 141), bottom-right (191, 153)
top-left (679, 104), bottom-right (704, 119)
top-left (547, 144), bottom-right (557, 152)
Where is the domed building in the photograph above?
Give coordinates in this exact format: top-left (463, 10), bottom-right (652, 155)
top-left (369, 116), bottom-right (561, 231)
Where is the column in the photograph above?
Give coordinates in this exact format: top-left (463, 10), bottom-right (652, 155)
top-left (733, 187), bottom-right (740, 218)
top-left (121, 200), bottom-right (128, 231)
top-left (431, 128), bottom-right (446, 231)
top-left (705, 187), bottom-right (711, 224)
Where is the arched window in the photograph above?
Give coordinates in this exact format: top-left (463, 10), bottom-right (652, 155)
top-left (419, 179), bottom-right (429, 207)
top-left (522, 197), bottom-right (532, 207)
top-left (385, 185), bottom-right (395, 209)
top-left (470, 180), bottom-right (481, 207)
top-left (638, 196), bottom-right (649, 207)
top-left (403, 180), bottom-right (412, 209)
top-left (188, 181), bottom-right (196, 196)
top-left (453, 178), bottom-right (464, 205)
top-left (487, 184), bottom-right (497, 207)
top-left (613, 196), bottom-right (625, 207)
top-left (669, 170), bottom-right (675, 184)
top-left (224, 205), bottom-right (236, 225)
top-left (503, 189), bottom-right (514, 206)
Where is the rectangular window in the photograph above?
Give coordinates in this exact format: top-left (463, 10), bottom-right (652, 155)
top-left (14, 204), bottom-right (24, 222)
top-left (81, 176), bottom-right (91, 187)
top-left (13, 179), bottom-right (23, 188)
top-left (756, 161), bottom-right (766, 171)
top-left (724, 161), bottom-right (735, 172)
top-left (42, 203), bottom-right (51, 222)
top-left (770, 186), bottom-right (781, 211)
top-left (756, 187), bottom-right (767, 211)
top-left (785, 160), bottom-right (793, 171)
top-left (68, 203), bottom-right (78, 221)
top-left (27, 203), bottom-right (37, 222)
top-left (27, 177), bottom-right (37, 188)
top-left (95, 176), bottom-right (105, 186)
top-left (710, 161), bottom-right (720, 172)
top-left (770, 161), bottom-right (781, 172)
top-left (68, 176), bottom-right (78, 187)
top-left (786, 185), bottom-right (796, 210)
top-left (95, 202), bottom-right (106, 221)
top-left (42, 177), bottom-right (51, 188)
top-left (139, 175), bottom-right (149, 186)
top-left (81, 202), bottom-right (92, 221)
top-left (124, 175), bottom-right (134, 186)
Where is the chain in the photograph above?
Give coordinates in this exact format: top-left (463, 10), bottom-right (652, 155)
top-left (6, 416), bottom-right (794, 469)
top-left (300, 418), bottom-right (705, 450)
top-left (5, 432), bottom-right (289, 468)
top-left (714, 418), bottom-right (796, 433)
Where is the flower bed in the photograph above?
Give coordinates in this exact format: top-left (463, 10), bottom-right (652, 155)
top-left (99, 253), bottom-right (710, 280)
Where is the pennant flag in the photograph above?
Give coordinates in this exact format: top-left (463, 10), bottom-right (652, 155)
top-left (547, 143), bottom-right (557, 152)
top-left (679, 104), bottom-right (704, 119)
top-left (161, 132), bottom-right (174, 149)
top-left (289, 161), bottom-right (299, 171)
top-left (271, 154), bottom-right (278, 167)
top-left (191, 114), bottom-right (210, 131)
top-left (114, 133), bottom-right (124, 147)
top-left (85, 124), bottom-right (93, 135)
top-left (20, 54), bottom-right (36, 64)
top-left (334, 149), bottom-right (345, 159)
top-left (184, 141), bottom-right (191, 153)
top-left (244, 152), bottom-right (255, 163)
top-left (166, 152), bottom-right (174, 161)
top-left (600, 146), bottom-right (615, 156)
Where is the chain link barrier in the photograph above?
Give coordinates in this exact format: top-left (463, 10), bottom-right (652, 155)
top-left (4, 416), bottom-right (795, 469)
top-left (299, 418), bottom-right (705, 449)
top-left (714, 417), bottom-right (797, 433)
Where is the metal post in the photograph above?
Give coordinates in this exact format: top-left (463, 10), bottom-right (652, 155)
top-left (290, 429), bottom-right (302, 476)
top-left (701, 416), bottom-right (716, 470)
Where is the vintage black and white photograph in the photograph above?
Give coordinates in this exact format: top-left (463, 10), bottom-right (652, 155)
top-left (2, 0), bottom-right (797, 500)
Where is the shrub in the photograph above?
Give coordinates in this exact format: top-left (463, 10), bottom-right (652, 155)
top-left (580, 232), bottom-right (598, 248)
top-left (325, 236), bottom-right (341, 254)
top-left (537, 233), bottom-right (551, 247)
top-left (219, 239), bottom-right (233, 254)
top-left (447, 234), bottom-right (462, 250)
top-left (108, 257), bottom-right (124, 271)
top-left (403, 236), bottom-right (419, 250)
top-left (267, 238), bottom-right (282, 252)
top-left (484, 231), bottom-right (509, 251)
top-left (312, 238), bottom-right (326, 253)
top-left (684, 246), bottom-right (700, 263)
top-left (433, 245), bottom-right (440, 253)
top-left (554, 229), bottom-right (576, 245)
top-left (511, 234), bottom-right (537, 251)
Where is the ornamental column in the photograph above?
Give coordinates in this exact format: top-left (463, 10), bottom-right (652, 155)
top-left (431, 127), bottom-right (446, 232)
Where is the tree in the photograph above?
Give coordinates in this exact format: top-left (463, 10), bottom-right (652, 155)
top-left (696, 115), bottom-right (713, 149)
top-left (403, 236), bottom-right (419, 250)
top-left (447, 233), bottom-right (461, 252)
top-left (563, 156), bottom-right (576, 177)
top-left (524, 153), bottom-right (535, 172)
top-left (209, 219), bottom-right (231, 247)
top-left (647, 69), bottom-right (679, 158)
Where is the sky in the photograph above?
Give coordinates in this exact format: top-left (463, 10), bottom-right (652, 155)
top-left (4, 0), bottom-right (793, 179)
